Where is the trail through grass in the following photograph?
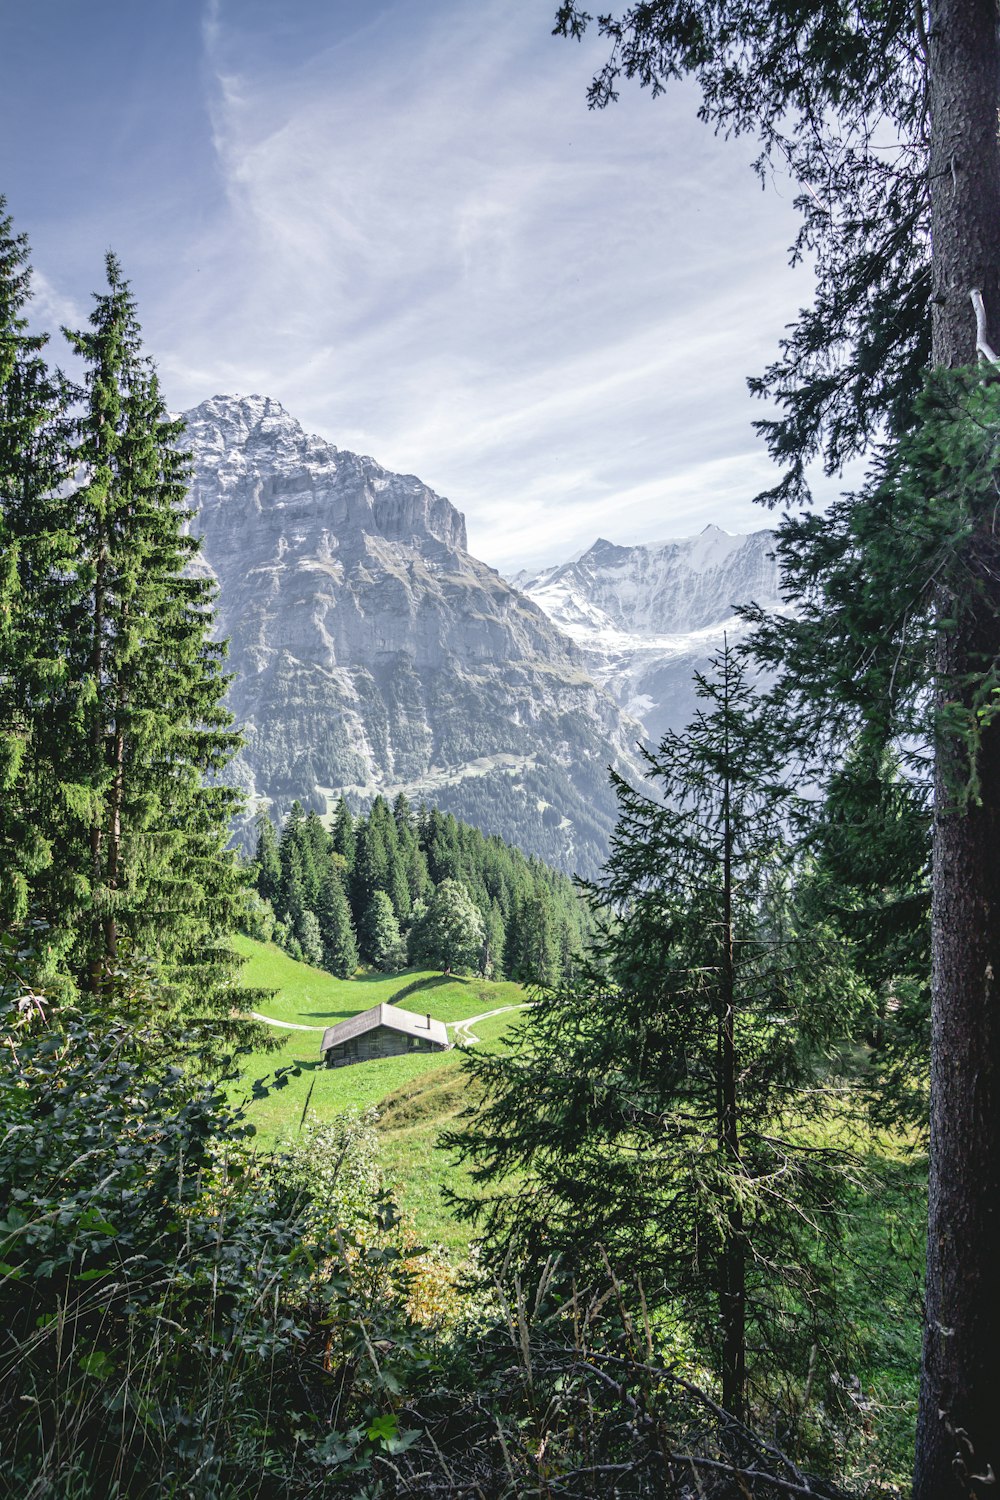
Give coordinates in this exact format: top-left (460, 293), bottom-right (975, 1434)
top-left (233, 937), bottom-right (525, 1249)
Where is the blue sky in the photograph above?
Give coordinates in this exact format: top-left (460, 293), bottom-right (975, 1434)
top-left (2, 0), bottom-right (826, 569)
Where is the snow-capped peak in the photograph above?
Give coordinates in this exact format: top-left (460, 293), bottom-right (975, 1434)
top-left (508, 526), bottom-right (782, 743)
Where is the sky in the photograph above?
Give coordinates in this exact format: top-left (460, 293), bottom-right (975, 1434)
top-left (1, 0), bottom-right (829, 570)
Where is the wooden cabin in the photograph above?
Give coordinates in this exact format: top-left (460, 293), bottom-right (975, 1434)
top-left (320, 1003), bottom-right (450, 1068)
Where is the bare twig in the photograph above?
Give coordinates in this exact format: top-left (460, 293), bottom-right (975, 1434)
top-left (971, 288), bottom-right (999, 362)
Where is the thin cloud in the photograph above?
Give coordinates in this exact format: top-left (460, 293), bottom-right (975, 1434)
top-left (20, 0), bottom-right (816, 572)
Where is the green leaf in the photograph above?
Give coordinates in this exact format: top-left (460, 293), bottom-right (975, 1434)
top-left (366, 1413), bottom-right (398, 1446)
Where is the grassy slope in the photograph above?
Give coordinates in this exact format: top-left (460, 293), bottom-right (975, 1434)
top-left (233, 936), bottom-right (525, 1250)
top-left (232, 940), bottom-right (925, 1473)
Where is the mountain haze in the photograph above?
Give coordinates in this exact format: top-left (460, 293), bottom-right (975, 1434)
top-left (512, 527), bottom-right (782, 743)
top-left (184, 395), bottom-right (644, 877)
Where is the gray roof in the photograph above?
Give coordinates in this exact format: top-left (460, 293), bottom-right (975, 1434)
top-left (320, 1003), bottom-right (449, 1054)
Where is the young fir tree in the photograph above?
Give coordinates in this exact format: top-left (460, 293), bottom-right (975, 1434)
top-left (361, 888), bottom-right (404, 973)
top-left (449, 646), bottom-right (855, 1422)
top-left (316, 866), bottom-right (358, 979)
top-left (252, 809), bottom-right (282, 911)
top-left (47, 255), bottom-right (256, 1037)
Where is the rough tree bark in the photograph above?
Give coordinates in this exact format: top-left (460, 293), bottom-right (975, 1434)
top-left (718, 657), bottom-right (746, 1425)
top-left (914, 1), bottom-right (1000, 1494)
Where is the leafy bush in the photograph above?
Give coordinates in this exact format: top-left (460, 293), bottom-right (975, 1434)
top-left (0, 941), bottom-right (433, 1497)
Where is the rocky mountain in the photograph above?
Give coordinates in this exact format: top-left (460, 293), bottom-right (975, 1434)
top-left (184, 395), bottom-right (645, 877)
top-left (511, 527), bottom-right (783, 745)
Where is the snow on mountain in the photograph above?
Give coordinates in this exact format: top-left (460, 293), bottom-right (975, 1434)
top-left (510, 526), bottom-right (783, 743)
top-left (184, 394), bottom-right (646, 877)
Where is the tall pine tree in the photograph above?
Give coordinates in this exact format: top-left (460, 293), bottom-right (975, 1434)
top-left (0, 202), bottom-right (73, 950)
top-left (4, 253), bottom-right (258, 1044)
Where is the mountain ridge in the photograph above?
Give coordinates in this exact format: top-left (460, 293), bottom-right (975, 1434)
top-left (183, 394), bottom-right (646, 877)
top-left (510, 525), bottom-right (783, 742)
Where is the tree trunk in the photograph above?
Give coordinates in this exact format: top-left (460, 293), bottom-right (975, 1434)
top-left (718, 652), bottom-right (746, 1424)
top-left (88, 532), bottom-right (106, 995)
top-left (104, 713), bottom-right (124, 970)
top-left (914, 2), bottom-right (1000, 1493)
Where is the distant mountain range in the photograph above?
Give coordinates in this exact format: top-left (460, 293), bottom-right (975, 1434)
top-left (184, 395), bottom-right (646, 878)
top-left (510, 528), bottom-right (782, 744)
top-left (184, 395), bottom-right (783, 876)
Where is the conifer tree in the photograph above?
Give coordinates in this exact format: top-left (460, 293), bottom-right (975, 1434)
top-left (303, 810), bottom-right (331, 897)
top-left (361, 889), bottom-right (404, 973)
top-left (554, 7), bottom-right (1000, 1484)
top-left (370, 794), bottom-right (410, 922)
top-left (45, 255), bottom-right (249, 1023)
top-left (252, 810), bottom-right (282, 911)
top-left (279, 801), bottom-right (322, 913)
top-left (331, 795), bottom-right (356, 869)
top-left (392, 791), bottom-right (414, 834)
top-left (482, 901), bottom-right (507, 980)
top-left (801, 742), bottom-right (930, 1130)
top-left (350, 812), bottom-right (390, 921)
top-left (512, 890), bottom-right (562, 988)
top-left (450, 646), bottom-right (853, 1421)
top-left (316, 867), bottom-right (358, 979)
top-left (0, 203), bottom-right (72, 944)
top-left (278, 838), bottom-right (308, 931)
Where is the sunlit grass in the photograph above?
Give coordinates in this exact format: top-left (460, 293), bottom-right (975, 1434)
top-left (231, 936), bottom-right (527, 1244)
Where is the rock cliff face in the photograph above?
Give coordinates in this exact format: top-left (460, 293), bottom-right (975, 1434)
top-left (511, 527), bottom-right (782, 744)
top-left (184, 395), bottom-right (643, 877)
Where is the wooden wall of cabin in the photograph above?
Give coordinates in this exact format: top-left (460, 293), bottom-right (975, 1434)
top-left (323, 1025), bottom-right (445, 1068)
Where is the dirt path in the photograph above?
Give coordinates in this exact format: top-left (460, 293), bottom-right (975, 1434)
top-left (249, 1011), bottom-right (325, 1032)
top-left (448, 1002), bottom-right (535, 1047)
top-left (248, 1001), bottom-right (535, 1045)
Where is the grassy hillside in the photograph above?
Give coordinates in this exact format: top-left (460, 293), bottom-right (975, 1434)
top-left (233, 936), bottom-right (528, 1248)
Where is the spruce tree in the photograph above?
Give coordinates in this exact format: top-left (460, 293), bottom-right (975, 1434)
top-left (450, 646), bottom-right (854, 1421)
top-left (361, 889), bottom-right (404, 973)
top-left (252, 810), bottom-right (282, 911)
top-left (392, 791), bottom-right (413, 834)
top-left (512, 890), bottom-right (562, 988)
top-left (482, 901), bottom-right (507, 980)
top-left (369, 794), bottom-right (410, 922)
top-left (0, 203), bottom-right (72, 944)
top-left (303, 810), bottom-right (330, 900)
top-left (331, 795), bottom-right (356, 869)
top-left (51, 255), bottom-right (249, 1030)
top-left (316, 867), bottom-right (358, 979)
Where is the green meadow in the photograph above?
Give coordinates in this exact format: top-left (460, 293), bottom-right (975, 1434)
top-left (232, 936), bottom-right (528, 1249)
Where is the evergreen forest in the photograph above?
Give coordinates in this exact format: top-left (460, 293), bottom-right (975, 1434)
top-left (3, 0), bottom-right (1000, 1495)
top-left (248, 795), bottom-right (594, 985)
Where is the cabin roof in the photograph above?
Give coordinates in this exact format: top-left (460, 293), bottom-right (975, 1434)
top-left (320, 1003), bottom-right (449, 1055)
